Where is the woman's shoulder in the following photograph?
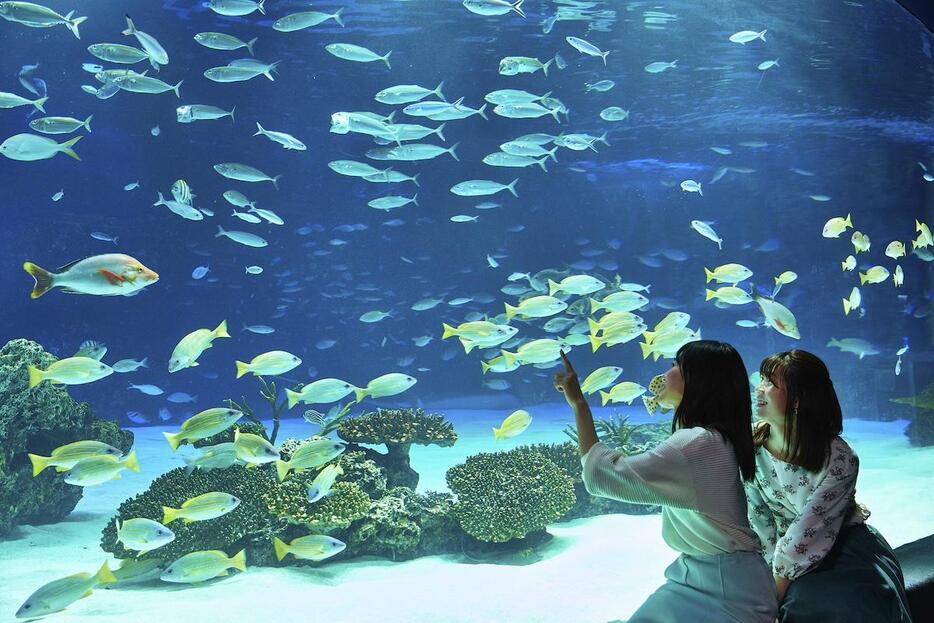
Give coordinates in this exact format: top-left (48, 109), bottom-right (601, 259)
top-left (669, 426), bottom-right (731, 453)
top-left (827, 435), bottom-right (859, 472)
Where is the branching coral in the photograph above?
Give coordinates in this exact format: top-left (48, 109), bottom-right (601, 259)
top-left (262, 476), bottom-right (370, 534)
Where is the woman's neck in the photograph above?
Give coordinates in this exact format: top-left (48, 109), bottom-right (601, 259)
top-left (766, 421), bottom-right (789, 459)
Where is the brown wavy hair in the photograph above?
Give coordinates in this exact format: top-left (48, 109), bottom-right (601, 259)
top-left (755, 350), bottom-right (843, 472)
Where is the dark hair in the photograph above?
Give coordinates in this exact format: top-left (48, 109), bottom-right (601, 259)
top-left (672, 340), bottom-right (756, 481)
top-left (755, 350), bottom-right (842, 472)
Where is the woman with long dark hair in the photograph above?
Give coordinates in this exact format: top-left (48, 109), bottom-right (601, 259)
top-left (747, 349), bottom-right (913, 622)
top-left (555, 340), bottom-right (777, 622)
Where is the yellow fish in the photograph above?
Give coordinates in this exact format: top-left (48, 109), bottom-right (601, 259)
top-left (493, 409), bottom-right (532, 440)
top-left (168, 320), bottom-right (230, 373)
top-left (28, 440), bottom-right (123, 476)
top-left (162, 491), bottom-right (240, 525)
top-left (23, 253), bottom-right (158, 299)
top-left (28, 356), bottom-right (113, 388)
top-left (16, 562), bottom-right (116, 619)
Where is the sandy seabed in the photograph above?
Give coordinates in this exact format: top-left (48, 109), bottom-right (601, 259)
top-left (1, 406), bottom-right (931, 623)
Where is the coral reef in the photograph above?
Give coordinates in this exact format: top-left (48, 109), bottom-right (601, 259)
top-left (337, 408), bottom-right (457, 489)
top-left (262, 476), bottom-right (370, 534)
top-left (514, 441), bottom-right (660, 518)
top-left (225, 377), bottom-right (288, 444)
top-left (100, 464), bottom-right (274, 562)
top-left (446, 449), bottom-right (575, 543)
top-left (343, 487), bottom-right (458, 560)
top-left (0, 338), bottom-right (133, 536)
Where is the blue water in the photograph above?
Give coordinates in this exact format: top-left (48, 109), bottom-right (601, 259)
top-left (0, 1), bottom-right (931, 439)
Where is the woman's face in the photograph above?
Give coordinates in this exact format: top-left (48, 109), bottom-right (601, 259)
top-left (660, 361), bottom-right (684, 408)
top-left (756, 372), bottom-right (788, 425)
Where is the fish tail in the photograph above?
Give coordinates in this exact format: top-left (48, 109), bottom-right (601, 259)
top-left (381, 50), bottom-right (392, 70)
top-left (28, 453), bottom-right (51, 477)
top-left (275, 459), bottom-right (290, 482)
top-left (411, 172), bottom-right (420, 187)
top-left (448, 142), bottom-right (460, 161)
top-left (273, 537), bottom-right (290, 561)
top-left (59, 135), bottom-right (82, 161)
top-left (231, 549), bottom-right (247, 572)
top-left (434, 80), bottom-right (445, 102)
top-left (183, 455), bottom-right (196, 476)
top-left (353, 387), bottom-right (367, 403)
top-left (843, 299), bottom-right (852, 315)
top-left (536, 156), bottom-right (548, 172)
top-left (216, 225), bottom-right (227, 238)
top-left (601, 50), bottom-right (609, 66)
top-left (162, 506), bottom-right (179, 524)
top-left (845, 213), bottom-right (852, 228)
top-left (504, 303), bottom-right (517, 321)
top-left (704, 267), bottom-right (714, 283)
top-left (214, 319), bottom-right (230, 339)
top-left (23, 261), bottom-right (54, 299)
top-left (123, 451), bottom-right (140, 472)
top-left (501, 350), bottom-right (517, 368)
top-left (162, 431), bottom-right (182, 452)
top-left (441, 323), bottom-right (458, 340)
top-left (599, 390), bottom-right (611, 407)
top-left (272, 174), bottom-right (282, 190)
top-left (512, 0), bottom-right (525, 17)
top-left (547, 279), bottom-right (560, 296)
top-left (705, 289), bottom-right (716, 301)
top-left (32, 96), bottom-right (48, 113)
top-left (434, 122), bottom-right (446, 141)
top-left (285, 388), bottom-right (301, 409)
top-left (492, 426), bottom-right (501, 441)
top-left (257, 0), bottom-right (266, 15)
top-left (122, 14), bottom-right (137, 36)
top-left (548, 146), bottom-right (559, 162)
top-left (229, 106), bottom-right (236, 123)
top-left (759, 29), bottom-right (767, 42)
top-left (639, 341), bottom-right (652, 359)
top-left (506, 178), bottom-right (519, 197)
top-left (332, 8), bottom-right (344, 27)
top-left (140, 357), bottom-right (148, 368)
top-left (235, 361), bottom-right (250, 379)
top-left (27, 365), bottom-right (45, 388)
top-left (589, 298), bottom-right (601, 314)
top-left (411, 193), bottom-right (418, 207)
top-left (172, 80), bottom-right (183, 98)
top-left (589, 335), bottom-right (602, 353)
top-left (480, 360), bottom-right (492, 374)
top-left (67, 14), bottom-right (87, 39)
top-left (542, 57), bottom-right (552, 77)
top-left (95, 561), bottom-right (117, 586)
top-left (245, 37), bottom-right (257, 56)
top-left (477, 103), bottom-right (488, 120)
top-left (83, 114), bottom-right (93, 133)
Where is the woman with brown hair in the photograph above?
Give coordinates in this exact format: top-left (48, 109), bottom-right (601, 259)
top-left (748, 349), bottom-right (913, 622)
top-left (555, 341), bottom-right (777, 622)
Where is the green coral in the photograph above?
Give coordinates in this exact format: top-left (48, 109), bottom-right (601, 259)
top-left (262, 476), bottom-right (370, 534)
top-left (100, 464), bottom-right (274, 562)
top-left (446, 449), bottom-right (575, 543)
top-left (192, 421), bottom-right (267, 448)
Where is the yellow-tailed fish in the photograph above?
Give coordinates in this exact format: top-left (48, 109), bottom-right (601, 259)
top-left (63, 451), bottom-right (140, 486)
top-left (235, 350), bottom-right (302, 378)
top-left (163, 407), bottom-right (243, 452)
top-left (28, 356), bottom-right (113, 388)
top-left (275, 438), bottom-right (345, 482)
top-left (272, 535), bottom-right (346, 562)
top-left (306, 462), bottom-right (344, 502)
top-left (162, 491), bottom-right (240, 524)
top-left (233, 427), bottom-right (279, 466)
top-left (16, 562), bottom-right (116, 619)
top-left (168, 320), bottom-right (230, 372)
top-left (160, 549), bottom-right (246, 583)
top-left (354, 372), bottom-right (417, 401)
top-left (28, 440), bottom-right (122, 476)
top-left (114, 517), bottom-right (175, 555)
top-left (23, 253), bottom-right (158, 298)
top-left (493, 409), bottom-right (532, 440)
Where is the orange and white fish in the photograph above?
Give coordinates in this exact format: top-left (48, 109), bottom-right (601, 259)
top-left (23, 253), bottom-right (159, 299)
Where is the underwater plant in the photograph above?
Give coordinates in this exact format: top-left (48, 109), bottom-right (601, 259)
top-left (446, 448), bottom-right (575, 543)
top-left (224, 376), bottom-right (289, 444)
top-left (337, 408), bottom-right (458, 489)
top-left (0, 339), bottom-right (133, 535)
top-left (303, 402), bottom-right (354, 437)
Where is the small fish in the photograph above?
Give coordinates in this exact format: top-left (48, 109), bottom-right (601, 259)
top-left (123, 181), bottom-right (139, 191)
top-left (680, 179), bottom-right (702, 196)
top-left (150, 124), bottom-right (160, 136)
top-left (23, 253), bottom-right (158, 298)
top-left (690, 220), bottom-right (722, 249)
top-left (112, 357), bottom-right (148, 373)
top-left (243, 323), bottom-right (275, 334)
top-left (163, 407), bottom-right (243, 452)
top-left (114, 518), bottom-right (175, 555)
top-left (822, 214), bottom-right (853, 238)
top-left (565, 36), bottom-right (609, 64)
top-left (28, 356), bottom-right (113, 388)
top-left (64, 451), bottom-right (140, 486)
top-left (191, 265), bottom-right (209, 280)
top-left (74, 339), bottom-right (106, 360)
top-left (729, 29), bottom-right (767, 44)
top-left (27, 440), bottom-right (123, 476)
top-left (235, 350), bottom-right (302, 378)
top-left (166, 392), bottom-right (197, 404)
top-left (169, 320), bottom-right (230, 372)
top-left (306, 462), bottom-right (344, 503)
top-left (644, 60), bottom-right (677, 73)
top-left (354, 372), bottom-right (417, 402)
top-left (128, 383), bottom-right (163, 395)
top-left (15, 562), bottom-right (115, 619)
top-left (273, 535), bottom-right (345, 562)
top-left (1, 133), bottom-right (81, 161)
top-left (493, 409), bottom-right (532, 440)
top-left (162, 491), bottom-right (240, 524)
top-left (325, 43), bottom-right (391, 68)
top-left (51, 189), bottom-right (64, 201)
top-left (160, 549), bottom-right (246, 584)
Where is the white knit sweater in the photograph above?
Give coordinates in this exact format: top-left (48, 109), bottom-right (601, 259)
top-left (581, 426), bottom-right (762, 556)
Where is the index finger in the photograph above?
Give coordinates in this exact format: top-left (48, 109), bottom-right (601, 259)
top-left (559, 349), bottom-right (575, 374)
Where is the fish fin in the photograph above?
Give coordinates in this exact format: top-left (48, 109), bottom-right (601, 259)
top-left (28, 453), bottom-right (50, 476)
top-left (273, 536), bottom-right (289, 561)
top-left (434, 122), bottom-right (446, 141)
top-left (477, 103), bottom-right (488, 120)
top-left (492, 426), bottom-right (501, 441)
top-left (32, 96), bottom-right (48, 113)
top-left (172, 80), bottom-right (183, 98)
top-left (448, 142), bottom-right (460, 161)
top-left (122, 15), bottom-right (136, 36)
top-left (67, 14), bottom-right (87, 39)
top-left (434, 80), bottom-right (446, 102)
top-left (353, 387), bottom-right (367, 403)
top-left (542, 57), bottom-right (552, 77)
top-left (276, 459), bottom-right (290, 482)
top-left (332, 8), bottom-right (344, 27)
top-left (58, 135), bottom-right (82, 161)
top-left (83, 115), bottom-right (92, 133)
top-left (235, 361), bottom-right (250, 379)
top-left (506, 178), bottom-right (519, 197)
top-left (382, 50), bottom-right (392, 70)
top-left (512, 0), bottom-right (525, 17)
top-left (123, 451), bottom-right (140, 472)
top-left (272, 174), bottom-right (282, 190)
top-left (257, 0), bottom-right (265, 15)
top-left (98, 269), bottom-right (127, 285)
top-left (229, 106), bottom-right (236, 123)
top-left (253, 122), bottom-right (264, 137)
top-left (162, 431), bottom-right (181, 452)
top-left (23, 261), bottom-right (54, 298)
top-left (214, 319), bottom-right (230, 339)
top-left (245, 37), bottom-right (257, 56)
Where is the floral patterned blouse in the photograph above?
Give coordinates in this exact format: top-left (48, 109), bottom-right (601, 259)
top-left (743, 435), bottom-right (867, 580)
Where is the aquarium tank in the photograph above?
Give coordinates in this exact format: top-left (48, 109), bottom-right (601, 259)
top-left (0, 0), bottom-right (931, 621)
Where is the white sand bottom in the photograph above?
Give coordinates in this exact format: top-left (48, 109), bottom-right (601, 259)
top-left (0, 409), bottom-right (931, 622)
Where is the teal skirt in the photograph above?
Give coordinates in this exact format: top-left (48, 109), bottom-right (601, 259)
top-left (779, 523), bottom-right (913, 623)
top-left (628, 551), bottom-right (777, 623)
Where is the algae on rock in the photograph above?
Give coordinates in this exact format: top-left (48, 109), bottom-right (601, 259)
top-left (0, 338), bottom-right (133, 536)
